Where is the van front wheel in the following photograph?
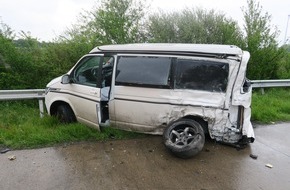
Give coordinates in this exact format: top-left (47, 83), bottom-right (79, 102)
top-left (163, 119), bottom-right (205, 159)
top-left (56, 104), bottom-right (76, 123)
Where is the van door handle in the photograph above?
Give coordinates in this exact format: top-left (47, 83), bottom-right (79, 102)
top-left (90, 90), bottom-right (99, 96)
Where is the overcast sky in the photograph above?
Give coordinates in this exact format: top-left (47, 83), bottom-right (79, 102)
top-left (0, 0), bottom-right (289, 44)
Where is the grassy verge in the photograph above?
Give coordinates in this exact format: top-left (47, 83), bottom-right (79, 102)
top-left (251, 88), bottom-right (290, 123)
top-left (0, 101), bottom-right (144, 149)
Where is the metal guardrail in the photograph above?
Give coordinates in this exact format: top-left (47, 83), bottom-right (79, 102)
top-left (251, 79), bottom-right (290, 88)
top-left (0, 89), bottom-right (45, 118)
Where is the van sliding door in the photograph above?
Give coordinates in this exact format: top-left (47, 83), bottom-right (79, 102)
top-left (111, 55), bottom-right (173, 133)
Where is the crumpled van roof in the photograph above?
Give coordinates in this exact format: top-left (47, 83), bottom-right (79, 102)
top-left (90, 43), bottom-right (243, 56)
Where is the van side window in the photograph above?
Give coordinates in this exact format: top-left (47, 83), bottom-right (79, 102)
top-left (115, 56), bottom-right (172, 87)
top-left (175, 59), bottom-right (229, 92)
top-left (72, 56), bottom-right (113, 87)
top-left (72, 56), bottom-right (101, 87)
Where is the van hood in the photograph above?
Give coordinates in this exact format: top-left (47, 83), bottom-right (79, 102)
top-left (46, 76), bottom-right (62, 87)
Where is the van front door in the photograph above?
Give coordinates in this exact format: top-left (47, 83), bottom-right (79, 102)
top-left (66, 54), bottom-right (112, 129)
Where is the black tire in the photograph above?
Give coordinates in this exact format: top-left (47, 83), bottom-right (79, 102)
top-left (56, 104), bottom-right (76, 123)
top-left (163, 119), bottom-right (205, 159)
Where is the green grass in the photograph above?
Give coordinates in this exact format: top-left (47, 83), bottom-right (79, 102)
top-left (0, 101), bottom-right (144, 149)
top-left (251, 89), bottom-right (290, 123)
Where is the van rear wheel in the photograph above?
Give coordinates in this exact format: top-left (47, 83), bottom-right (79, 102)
top-left (163, 119), bottom-right (205, 159)
top-left (56, 104), bottom-right (76, 123)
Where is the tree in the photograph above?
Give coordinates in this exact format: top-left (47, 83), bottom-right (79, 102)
top-left (65, 0), bottom-right (146, 46)
top-left (0, 22), bottom-right (19, 89)
top-left (0, 21), bottom-right (16, 67)
top-left (147, 8), bottom-right (245, 46)
top-left (0, 28), bottom-right (54, 89)
top-left (242, 0), bottom-right (285, 79)
top-left (0, 20), bottom-right (15, 39)
top-left (48, 0), bottom-right (148, 78)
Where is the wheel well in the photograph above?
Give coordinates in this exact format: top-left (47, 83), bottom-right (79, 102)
top-left (50, 101), bottom-right (72, 116)
top-left (182, 115), bottom-right (209, 134)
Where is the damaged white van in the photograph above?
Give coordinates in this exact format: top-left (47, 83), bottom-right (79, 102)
top-left (45, 43), bottom-right (255, 158)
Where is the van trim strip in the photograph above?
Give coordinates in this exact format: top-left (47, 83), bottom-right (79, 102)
top-left (114, 97), bottom-right (228, 111)
top-left (49, 90), bottom-right (100, 103)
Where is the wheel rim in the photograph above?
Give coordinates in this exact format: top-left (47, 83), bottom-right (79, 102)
top-left (169, 125), bottom-right (201, 148)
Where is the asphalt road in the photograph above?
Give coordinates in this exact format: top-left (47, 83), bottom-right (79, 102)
top-left (0, 123), bottom-right (290, 190)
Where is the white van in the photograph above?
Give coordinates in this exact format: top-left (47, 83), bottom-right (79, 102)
top-left (45, 43), bottom-right (254, 158)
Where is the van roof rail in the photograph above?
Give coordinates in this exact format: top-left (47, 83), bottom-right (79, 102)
top-left (90, 43), bottom-right (243, 56)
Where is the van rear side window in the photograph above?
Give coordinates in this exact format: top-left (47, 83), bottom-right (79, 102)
top-left (175, 59), bottom-right (229, 92)
top-left (115, 56), bottom-right (171, 87)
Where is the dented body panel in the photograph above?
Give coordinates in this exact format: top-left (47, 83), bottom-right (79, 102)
top-left (45, 43), bottom-right (255, 145)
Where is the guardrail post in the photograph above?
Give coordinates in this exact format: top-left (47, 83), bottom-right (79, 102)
top-left (261, 88), bottom-right (265, 95)
top-left (0, 89), bottom-right (45, 118)
top-left (38, 99), bottom-right (45, 118)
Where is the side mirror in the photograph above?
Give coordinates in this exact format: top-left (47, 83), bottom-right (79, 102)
top-left (61, 74), bottom-right (71, 84)
top-left (241, 79), bottom-right (251, 94)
